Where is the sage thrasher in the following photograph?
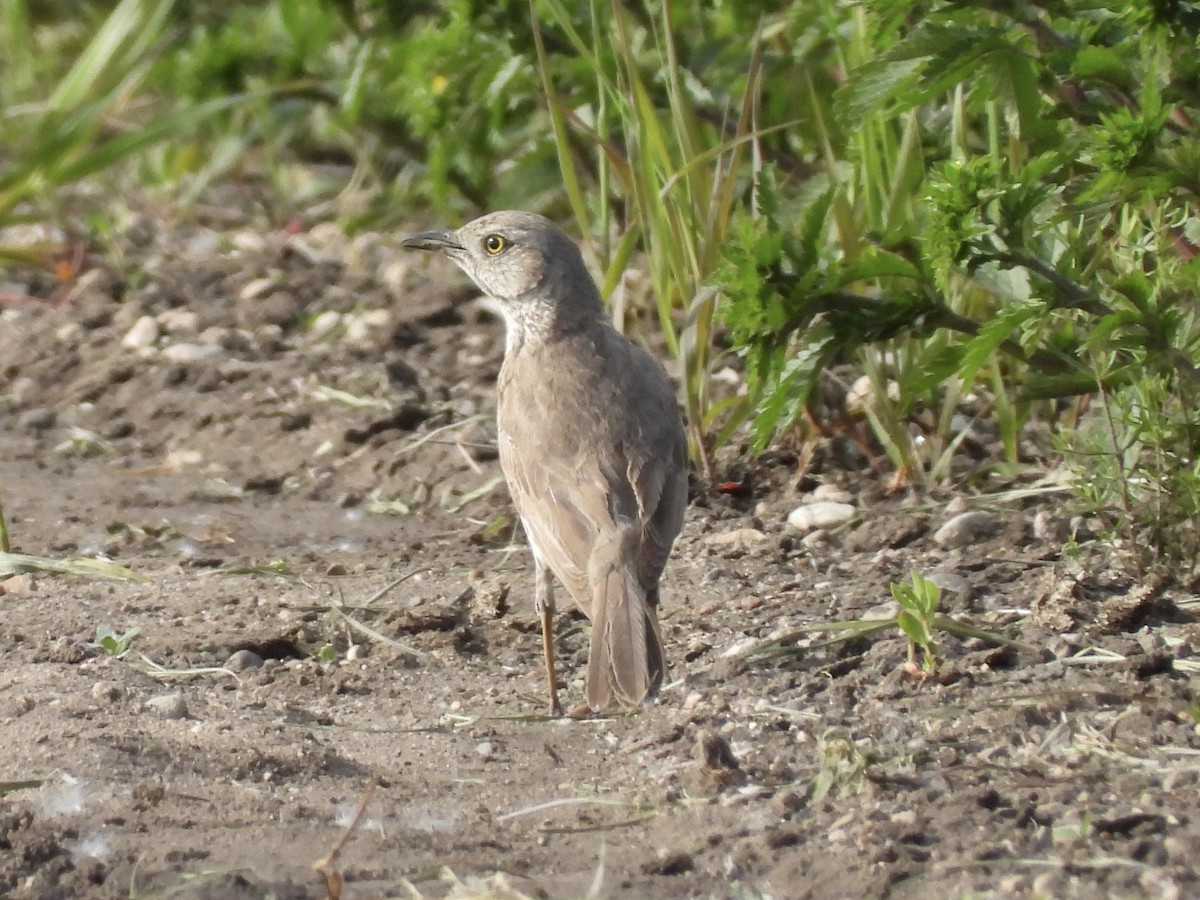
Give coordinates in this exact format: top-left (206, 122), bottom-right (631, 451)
top-left (402, 211), bottom-right (687, 715)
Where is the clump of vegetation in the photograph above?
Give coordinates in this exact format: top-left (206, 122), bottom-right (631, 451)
top-left (85, 624), bottom-right (142, 658)
top-left (892, 570), bottom-right (942, 676)
top-left (711, 1), bottom-right (1200, 571)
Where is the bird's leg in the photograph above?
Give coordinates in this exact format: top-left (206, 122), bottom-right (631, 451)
top-left (534, 560), bottom-right (562, 717)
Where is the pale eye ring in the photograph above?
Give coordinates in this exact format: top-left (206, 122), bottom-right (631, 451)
top-left (484, 234), bottom-right (507, 255)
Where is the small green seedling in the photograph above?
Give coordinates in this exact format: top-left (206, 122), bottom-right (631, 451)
top-left (86, 624), bottom-right (142, 658)
top-left (751, 569), bottom-right (1035, 672)
top-left (892, 570), bottom-right (942, 676)
top-left (317, 643), bottom-right (338, 663)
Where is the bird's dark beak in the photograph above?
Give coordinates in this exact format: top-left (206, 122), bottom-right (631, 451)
top-left (401, 229), bottom-right (463, 252)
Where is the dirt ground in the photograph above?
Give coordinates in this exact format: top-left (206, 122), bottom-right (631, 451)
top-left (1, 200), bottom-right (1198, 899)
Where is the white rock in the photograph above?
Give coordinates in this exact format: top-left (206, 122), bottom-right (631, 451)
top-left (1033, 510), bottom-right (1069, 542)
top-left (721, 637), bottom-right (760, 658)
top-left (157, 309), bottom-right (199, 335)
top-left (231, 231), bottom-right (266, 254)
top-left (711, 366), bottom-right (741, 386)
top-left (862, 600), bottom-right (900, 621)
top-left (161, 343), bottom-right (223, 363)
top-left (345, 309), bottom-right (391, 343)
top-left (163, 449), bottom-right (204, 469)
top-left (309, 310), bottom-right (343, 339)
top-left (786, 502), bottom-right (855, 531)
top-left (186, 230), bottom-right (220, 258)
top-left (846, 375), bottom-right (873, 411)
top-left (707, 528), bottom-right (768, 550)
top-left (846, 375), bottom-right (900, 411)
top-left (933, 511), bottom-right (996, 548)
top-left (810, 484), bottom-right (853, 504)
top-left (380, 259), bottom-right (410, 296)
top-left (121, 315), bottom-right (158, 349)
top-left (239, 277), bottom-right (278, 301)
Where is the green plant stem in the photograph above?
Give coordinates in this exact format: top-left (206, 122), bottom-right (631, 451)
top-left (789, 287), bottom-right (1081, 378)
top-left (989, 248), bottom-right (1112, 316)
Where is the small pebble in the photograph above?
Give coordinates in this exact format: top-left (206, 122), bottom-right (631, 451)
top-left (707, 528), bottom-right (768, 549)
top-left (786, 502), bottom-right (855, 531)
top-left (890, 809), bottom-right (917, 826)
top-left (927, 570), bottom-right (970, 596)
top-left (238, 277), bottom-right (278, 301)
top-left (309, 310), bottom-right (343, 339)
top-left (90, 681), bottom-right (124, 702)
top-left (121, 315), bottom-right (159, 350)
top-left (810, 484), bottom-right (853, 504)
top-left (345, 309), bottom-right (391, 343)
top-left (6, 694), bottom-right (35, 716)
top-left (157, 309), bottom-right (199, 335)
top-left (161, 343), bottom-right (223, 363)
top-left (933, 510), bottom-right (996, 548)
top-left (475, 741), bottom-right (494, 761)
top-left (1033, 510), bottom-right (1069, 542)
top-left (225, 649), bottom-right (264, 672)
top-left (145, 693), bottom-right (188, 720)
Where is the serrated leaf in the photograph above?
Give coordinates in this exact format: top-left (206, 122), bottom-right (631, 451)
top-left (835, 56), bottom-right (924, 129)
top-left (796, 187), bottom-right (836, 271)
top-left (956, 301), bottom-right (1043, 390)
top-left (1072, 45), bottom-right (1135, 90)
top-left (838, 251), bottom-right (922, 284)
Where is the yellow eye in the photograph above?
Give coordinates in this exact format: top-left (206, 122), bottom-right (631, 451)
top-left (484, 234), bottom-right (507, 255)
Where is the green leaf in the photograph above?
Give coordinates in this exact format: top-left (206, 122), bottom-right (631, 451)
top-left (1072, 45), bottom-right (1136, 90)
top-left (956, 301), bottom-right (1043, 390)
top-left (836, 56), bottom-right (924, 130)
top-left (838, 250), bottom-right (922, 284)
top-left (897, 610), bottom-right (933, 648)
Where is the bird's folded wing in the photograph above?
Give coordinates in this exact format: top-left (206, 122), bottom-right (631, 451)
top-left (504, 438), bottom-right (670, 610)
top-left (621, 431), bottom-right (687, 591)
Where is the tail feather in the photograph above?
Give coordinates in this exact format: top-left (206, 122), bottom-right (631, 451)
top-left (586, 567), bottom-right (665, 710)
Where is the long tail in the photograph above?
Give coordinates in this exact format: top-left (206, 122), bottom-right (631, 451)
top-left (586, 566), bottom-right (665, 711)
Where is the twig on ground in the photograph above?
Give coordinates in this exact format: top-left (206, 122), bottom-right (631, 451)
top-left (314, 785), bottom-right (377, 900)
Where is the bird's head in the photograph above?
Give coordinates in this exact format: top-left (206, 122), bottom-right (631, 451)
top-left (402, 211), bottom-right (602, 338)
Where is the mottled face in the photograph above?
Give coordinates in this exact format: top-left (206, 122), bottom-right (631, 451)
top-left (401, 210), bottom-right (585, 305)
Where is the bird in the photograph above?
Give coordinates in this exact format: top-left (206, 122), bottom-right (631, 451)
top-left (402, 211), bottom-right (688, 716)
